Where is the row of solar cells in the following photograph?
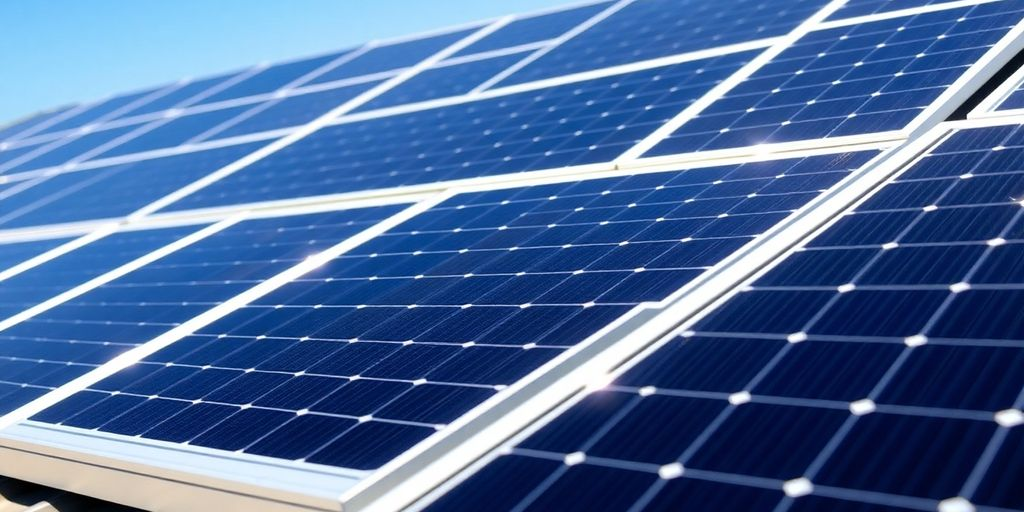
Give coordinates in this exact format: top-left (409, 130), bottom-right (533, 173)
top-left (423, 122), bottom-right (1024, 512)
top-left (8, 119), bottom-right (1024, 512)
top-left (0, 0), bottom-right (1018, 233)
top-left (0, 149), bottom-right (876, 473)
top-left (0, 0), bottom-right (819, 164)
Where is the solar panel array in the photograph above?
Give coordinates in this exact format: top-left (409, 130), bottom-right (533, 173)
top-left (0, 1), bottom-right (1022, 511)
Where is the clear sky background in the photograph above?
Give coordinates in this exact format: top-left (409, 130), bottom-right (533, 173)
top-left (0, 0), bottom-right (565, 123)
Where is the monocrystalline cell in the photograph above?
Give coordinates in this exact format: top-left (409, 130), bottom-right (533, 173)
top-left (646, 2), bottom-right (1024, 156)
top-left (424, 124), bottom-right (1024, 511)
top-left (160, 50), bottom-right (756, 212)
top-left (34, 151), bottom-right (877, 473)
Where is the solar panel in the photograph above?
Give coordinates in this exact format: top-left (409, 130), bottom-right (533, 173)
top-left (307, 28), bottom-right (482, 86)
top-left (643, 1), bottom-right (1024, 158)
top-left (492, 0), bottom-right (828, 87)
top-left (0, 237), bottom-right (77, 274)
top-left (0, 205), bottom-right (401, 418)
top-left (0, 226), bottom-right (204, 415)
top-left (191, 52), bottom-right (351, 106)
top-left (201, 79), bottom-right (384, 140)
top-left (90, 105), bottom-right (259, 160)
top-left (354, 51), bottom-right (534, 112)
top-left (159, 50), bottom-right (756, 211)
top-left (1, 1), bottom-right (1023, 510)
top-left (107, 73), bottom-right (244, 121)
top-left (2, 124), bottom-right (143, 173)
top-left (0, 107), bottom-right (75, 142)
top-left (29, 88), bottom-right (166, 138)
top-left (0, 141), bottom-right (264, 229)
top-left (33, 150), bottom-right (878, 472)
top-left (423, 123), bottom-right (1024, 511)
top-left (826, 0), bottom-right (965, 20)
top-left (0, 142), bottom-right (50, 168)
top-left (449, 2), bottom-right (612, 58)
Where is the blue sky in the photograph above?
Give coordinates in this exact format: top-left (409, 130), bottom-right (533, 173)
top-left (0, 0), bottom-right (564, 123)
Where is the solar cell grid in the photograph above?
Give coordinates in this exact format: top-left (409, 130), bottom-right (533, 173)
top-left (31, 88), bottom-right (163, 137)
top-left (450, 2), bottom-right (612, 58)
top-left (0, 205), bottom-right (400, 420)
top-left (91, 104), bottom-right (258, 160)
top-left (493, 0), bottom-right (828, 88)
top-left (0, 143), bottom-right (48, 169)
top-left (307, 28), bottom-right (481, 86)
top-left (36, 150), bottom-right (878, 471)
top-left (0, 141), bottom-right (265, 229)
top-left (3, 0), bottom-right (1024, 509)
top-left (0, 237), bottom-right (75, 276)
top-left (426, 124), bottom-right (1024, 511)
top-left (645, 1), bottom-right (1024, 157)
top-left (192, 52), bottom-right (349, 107)
top-left (202, 79), bottom-right (383, 141)
top-left (108, 73), bottom-right (243, 121)
top-left (827, 0), bottom-right (966, 21)
top-left (3, 123), bottom-right (144, 174)
top-left (0, 108), bottom-right (75, 142)
top-left (0, 225), bottom-right (201, 416)
top-left (160, 50), bottom-right (755, 212)
top-left (354, 51), bottom-right (534, 112)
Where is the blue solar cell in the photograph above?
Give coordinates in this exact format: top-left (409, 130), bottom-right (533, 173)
top-left (32, 89), bottom-right (162, 137)
top-left (308, 28), bottom-right (480, 86)
top-left (0, 142), bottom-right (263, 229)
top-left (161, 51), bottom-right (755, 212)
top-left (0, 108), bottom-right (75, 142)
top-left (93, 105), bottom-right (255, 159)
top-left (355, 52), bottom-right (532, 112)
top-left (37, 151), bottom-right (877, 471)
top-left (111, 73), bottom-right (243, 120)
top-left (645, 3), bottom-right (1024, 156)
top-left (193, 52), bottom-right (348, 106)
top-left (6, 124), bottom-right (143, 173)
top-left (0, 206), bottom-right (400, 419)
top-left (451, 2), bottom-right (611, 58)
top-left (203, 80), bottom-right (383, 140)
top-left (973, 426), bottom-right (1024, 509)
top-left (428, 125), bottom-right (1024, 511)
top-left (827, 0), bottom-right (960, 20)
top-left (494, 0), bottom-right (827, 87)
